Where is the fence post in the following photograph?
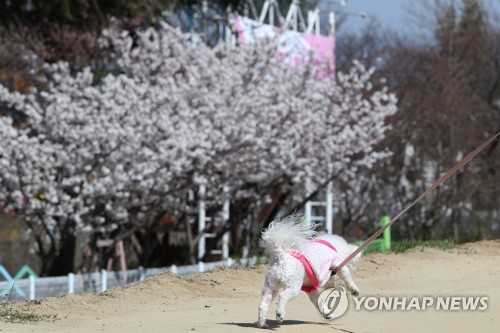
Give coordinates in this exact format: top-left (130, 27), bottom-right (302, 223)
top-left (139, 266), bottom-right (146, 281)
top-left (225, 257), bottom-right (233, 267)
top-left (326, 181), bottom-right (333, 234)
top-left (101, 269), bottom-right (107, 292)
top-left (305, 201), bottom-right (312, 228)
top-left (222, 229), bottom-right (230, 260)
top-left (170, 265), bottom-right (178, 275)
top-left (198, 261), bottom-right (205, 273)
top-left (29, 275), bottom-right (36, 300)
top-left (68, 273), bottom-right (75, 294)
top-left (198, 184), bottom-right (206, 261)
top-left (222, 185), bottom-right (230, 259)
top-left (381, 216), bottom-right (391, 252)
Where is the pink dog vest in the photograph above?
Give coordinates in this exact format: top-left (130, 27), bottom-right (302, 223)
top-left (289, 239), bottom-right (339, 294)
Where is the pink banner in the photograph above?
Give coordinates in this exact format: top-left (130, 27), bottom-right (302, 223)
top-left (233, 15), bottom-right (335, 79)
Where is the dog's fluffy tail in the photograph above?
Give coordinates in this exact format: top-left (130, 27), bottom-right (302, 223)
top-left (260, 215), bottom-right (317, 259)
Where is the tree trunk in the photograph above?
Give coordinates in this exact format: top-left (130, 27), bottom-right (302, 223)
top-left (184, 215), bottom-right (196, 264)
top-left (452, 208), bottom-right (460, 243)
top-left (42, 234), bottom-right (76, 276)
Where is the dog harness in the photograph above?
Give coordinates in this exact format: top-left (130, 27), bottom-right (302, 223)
top-left (289, 239), bottom-right (339, 294)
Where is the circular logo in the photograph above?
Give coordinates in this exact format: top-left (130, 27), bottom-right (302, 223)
top-left (317, 286), bottom-right (349, 319)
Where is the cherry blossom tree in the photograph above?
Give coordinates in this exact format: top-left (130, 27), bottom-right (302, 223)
top-left (0, 23), bottom-right (397, 273)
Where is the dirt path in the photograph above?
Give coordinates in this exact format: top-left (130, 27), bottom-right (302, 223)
top-left (2, 240), bottom-right (499, 333)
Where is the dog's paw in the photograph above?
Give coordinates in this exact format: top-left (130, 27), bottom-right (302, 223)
top-left (257, 321), bottom-right (269, 329)
top-left (350, 289), bottom-right (360, 297)
top-left (276, 312), bottom-right (284, 324)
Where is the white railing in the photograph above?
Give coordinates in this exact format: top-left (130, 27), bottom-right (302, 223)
top-left (0, 256), bottom-right (263, 301)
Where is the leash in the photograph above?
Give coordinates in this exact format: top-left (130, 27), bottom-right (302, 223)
top-left (334, 131), bottom-right (500, 273)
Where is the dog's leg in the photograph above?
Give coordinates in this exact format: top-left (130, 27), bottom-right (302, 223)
top-left (334, 265), bottom-right (360, 296)
top-left (257, 284), bottom-right (277, 328)
top-left (275, 281), bottom-right (301, 324)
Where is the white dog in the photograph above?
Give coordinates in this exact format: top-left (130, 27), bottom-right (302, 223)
top-left (257, 215), bottom-right (361, 328)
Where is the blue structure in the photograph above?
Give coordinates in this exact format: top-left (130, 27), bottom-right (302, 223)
top-left (0, 264), bottom-right (37, 299)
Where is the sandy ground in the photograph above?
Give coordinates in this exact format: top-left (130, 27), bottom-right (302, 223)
top-left (2, 240), bottom-right (500, 333)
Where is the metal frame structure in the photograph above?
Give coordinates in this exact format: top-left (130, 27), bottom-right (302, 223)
top-left (197, 184), bottom-right (230, 261)
top-left (258, 0), bottom-right (285, 27)
top-left (244, 0), bottom-right (329, 36)
top-left (304, 181), bottom-right (334, 234)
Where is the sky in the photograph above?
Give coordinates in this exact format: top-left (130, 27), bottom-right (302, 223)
top-left (328, 0), bottom-right (500, 35)
top-left (248, 0), bottom-right (500, 38)
top-left (342, 0), bottom-right (410, 28)
top-left (323, 0), bottom-right (414, 34)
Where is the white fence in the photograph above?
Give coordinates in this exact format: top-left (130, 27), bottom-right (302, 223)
top-left (0, 256), bottom-right (263, 301)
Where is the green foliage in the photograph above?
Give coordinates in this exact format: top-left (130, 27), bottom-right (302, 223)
top-left (434, 0), bottom-right (488, 54)
top-left (435, 2), bottom-right (456, 55)
top-left (0, 288), bottom-right (58, 323)
top-left (362, 239), bottom-right (455, 255)
top-left (0, 0), bottom-right (248, 29)
top-left (0, 0), bottom-right (178, 28)
top-left (0, 303), bottom-right (58, 323)
top-left (458, 0), bottom-right (486, 37)
top-left (390, 239), bottom-right (456, 254)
